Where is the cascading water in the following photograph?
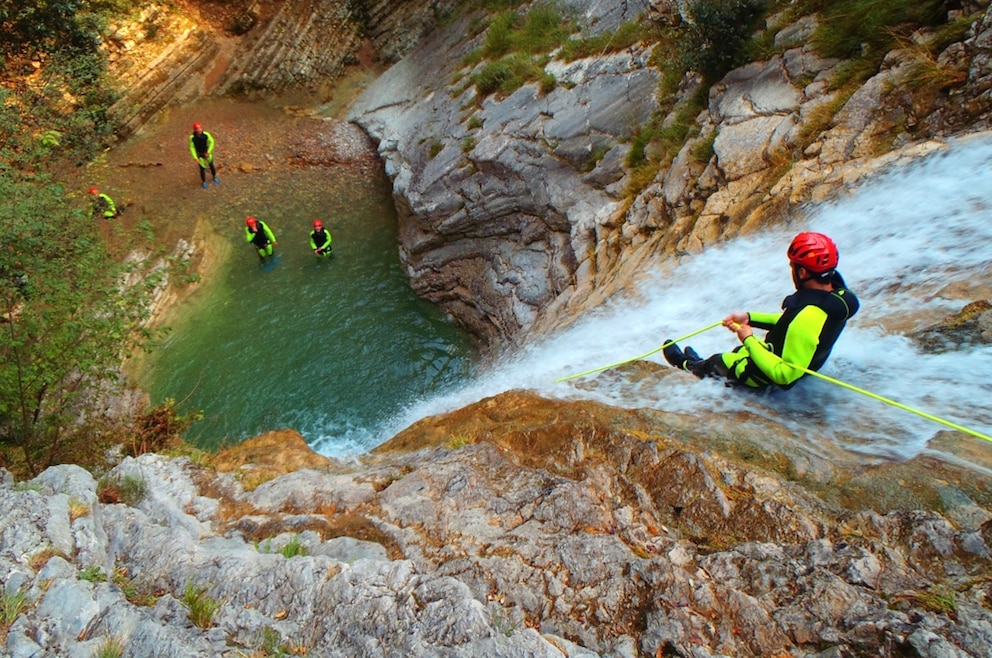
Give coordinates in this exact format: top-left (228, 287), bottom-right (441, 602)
top-left (381, 135), bottom-right (992, 461)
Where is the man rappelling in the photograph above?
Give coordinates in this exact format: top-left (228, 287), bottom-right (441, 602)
top-left (663, 232), bottom-right (860, 389)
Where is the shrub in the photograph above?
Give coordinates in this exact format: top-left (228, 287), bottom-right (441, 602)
top-left (112, 566), bottom-right (157, 606)
top-left (97, 474), bottom-right (147, 506)
top-left (559, 20), bottom-right (655, 61)
top-left (79, 565), bottom-right (107, 583)
top-left (93, 635), bottom-right (125, 658)
top-left (1, 587), bottom-right (30, 629)
top-left (470, 4), bottom-right (574, 98)
top-left (279, 535), bottom-right (308, 558)
top-left (677, 0), bottom-right (766, 82)
top-left (0, 126), bottom-right (159, 476)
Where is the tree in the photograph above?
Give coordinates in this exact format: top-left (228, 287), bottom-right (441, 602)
top-left (677, 0), bottom-right (766, 82)
top-left (0, 104), bottom-right (159, 476)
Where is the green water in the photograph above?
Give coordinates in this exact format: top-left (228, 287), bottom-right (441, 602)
top-left (138, 165), bottom-right (478, 454)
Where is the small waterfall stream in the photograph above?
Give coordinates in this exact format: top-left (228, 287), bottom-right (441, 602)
top-left (380, 135), bottom-right (992, 462)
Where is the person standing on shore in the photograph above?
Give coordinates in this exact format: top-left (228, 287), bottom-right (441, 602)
top-left (189, 122), bottom-right (219, 189)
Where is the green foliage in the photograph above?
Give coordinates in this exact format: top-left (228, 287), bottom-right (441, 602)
top-left (79, 565), bottom-right (108, 583)
top-left (181, 582), bottom-right (221, 628)
top-left (97, 474), bottom-right (147, 505)
top-left (445, 434), bottom-right (475, 449)
top-left (811, 0), bottom-right (944, 61)
top-left (472, 53), bottom-right (549, 97)
top-left (259, 626), bottom-right (285, 656)
top-left (1, 49), bottom-right (121, 168)
top-left (916, 588), bottom-right (957, 616)
top-left (692, 131), bottom-right (717, 164)
top-left (112, 566), bottom-right (157, 606)
top-left (279, 535), bottom-right (308, 558)
top-left (559, 20), bottom-right (656, 61)
top-left (93, 635), bottom-right (125, 658)
top-left (468, 4), bottom-right (574, 98)
top-left (256, 535), bottom-right (309, 558)
top-left (1, 587), bottom-right (30, 627)
top-left (0, 0), bottom-right (143, 56)
top-left (0, 89), bottom-right (159, 476)
top-left (677, 0), bottom-right (766, 82)
top-left (428, 138), bottom-right (444, 158)
top-left (0, 176), bottom-right (157, 475)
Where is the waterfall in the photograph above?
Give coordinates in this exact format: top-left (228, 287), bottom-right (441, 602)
top-left (375, 135), bottom-right (992, 462)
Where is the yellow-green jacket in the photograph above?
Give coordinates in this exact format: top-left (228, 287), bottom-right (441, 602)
top-left (721, 275), bottom-right (860, 388)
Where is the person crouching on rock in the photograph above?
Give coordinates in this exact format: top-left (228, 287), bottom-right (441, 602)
top-left (310, 219), bottom-right (333, 257)
top-left (245, 216), bottom-right (276, 259)
top-left (88, 187), bottom-right (121, 219)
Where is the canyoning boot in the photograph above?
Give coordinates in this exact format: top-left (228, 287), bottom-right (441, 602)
top-left (202, 181), bottom-right (209, 189)
top-left (663, 341), bottom-right (704, 372)
top-left (213, 177), bottom-right (221, 185)
top-left (683, 346), bottom-right (703, 368)
top-left (663, 341), bottom-right (689, 370)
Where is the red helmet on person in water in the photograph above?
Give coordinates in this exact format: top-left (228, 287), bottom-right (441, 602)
top-left (89, 187), bottom-right (98, 195)
top-left (193, 122), bottom-right (203, 131)
top-left (788, 232), bottom-right (838, 273)
top-left (246, 216), bottom-right (257, 227)
top-left (312, 219), bottom-right (323, 229)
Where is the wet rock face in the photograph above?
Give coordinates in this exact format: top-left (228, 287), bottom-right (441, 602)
top-left (910, 299), bottom-right (992, 352)
top-left (349, 3), bottom-right (661, 347)
top-left (107, 0), bottom-right (448, 138)
top-left (3, 392), bottom-right (991, 656)
top-left (351, 2), bottom-right (992, 347)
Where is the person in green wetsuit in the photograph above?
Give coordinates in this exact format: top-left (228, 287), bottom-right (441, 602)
top-left (309, 219), bottom-right (333, 257)
top-left (245, 216), bottom-right (277, 259)
top-left (663, 232), bottom-right (860, 389)
top-left (88, 187), bottom-right (120, 219)
top-left (189, 122), bottom-right (219, 189)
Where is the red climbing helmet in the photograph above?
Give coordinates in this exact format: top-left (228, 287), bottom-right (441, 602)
top-left (788, 232), bottom-right (838, 273)
top-left (312, 219), bottom-right (323, 229)
top-left (88, 187), bottom-right (98, 195)
top-left (192, 122), bottom-right (202, 131)
top-left (246, 216), bottom-right (257, 227)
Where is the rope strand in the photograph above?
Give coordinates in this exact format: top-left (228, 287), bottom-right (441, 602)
top-left (555, 321), bottom-right (723, 382)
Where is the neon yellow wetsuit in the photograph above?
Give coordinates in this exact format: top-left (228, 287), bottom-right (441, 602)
top-left (696, 273), bottom-right (860, 389)
top-left (246, 220), bottom-right (277, 258)
top-left (89, 193), bottom-right (118, 219)
top-left (310, 227), bottom-right (333, 256)
top-left (189, 130), bottom-right (217, 184)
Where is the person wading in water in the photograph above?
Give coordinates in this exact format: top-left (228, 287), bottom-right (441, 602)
top-left (245, 216), bottom-right (277, 260)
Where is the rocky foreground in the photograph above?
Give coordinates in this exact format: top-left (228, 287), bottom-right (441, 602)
top-left (3, 391), bottom-right (991, 657)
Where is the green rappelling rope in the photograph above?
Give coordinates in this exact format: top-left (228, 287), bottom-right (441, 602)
top-left (785, 362), bottom-right (992, 444)
top-left (556, 319), bottom-right (992, 443)
top-left (555, 321), bottom-right (723, 382)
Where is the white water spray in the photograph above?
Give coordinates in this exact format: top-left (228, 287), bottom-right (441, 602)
top-left (370, 135), bottom-right (992, 461)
